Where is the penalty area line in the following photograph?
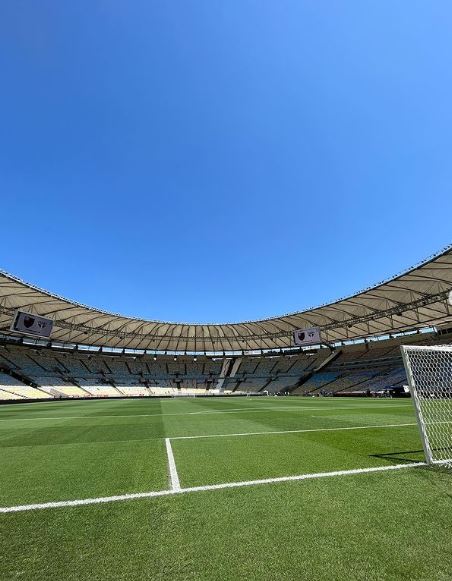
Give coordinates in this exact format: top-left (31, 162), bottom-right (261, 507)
top-left (171, 422), bottom-right (417, 440)
top-left (0, 462), bottom-right (425, 514)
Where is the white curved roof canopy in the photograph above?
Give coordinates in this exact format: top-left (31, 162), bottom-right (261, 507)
top-left (1, 246), bottom-right (451, 352)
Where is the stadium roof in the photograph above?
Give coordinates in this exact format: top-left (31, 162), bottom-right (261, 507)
top-left (1, 245), bottom-right (451, 353)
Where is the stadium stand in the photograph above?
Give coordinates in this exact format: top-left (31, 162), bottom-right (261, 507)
top-left (292, 372), bottom-right (341, 395)
top-left (0, 329), bottom-right (450, 401)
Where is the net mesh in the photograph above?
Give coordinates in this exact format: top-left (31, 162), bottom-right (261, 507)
top-left (402, 345), bottom-right (452, 466)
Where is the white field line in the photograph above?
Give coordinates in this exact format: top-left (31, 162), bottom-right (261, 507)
top-left (171, 422), bottom-right (417, 440)
top-left (0, 404), bottom-right (412, 422)
top-left (0, 462), bottom-right (425, 514)
top-left (165, 438), bottom-right (181, 491)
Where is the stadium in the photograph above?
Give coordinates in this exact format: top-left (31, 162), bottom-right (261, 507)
top-left (1, 247), bottom-right (451, 580)
top-left (1, 247), bottom-right (452, 400)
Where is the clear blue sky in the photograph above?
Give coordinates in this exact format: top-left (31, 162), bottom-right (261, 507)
top-left (0, 1), bottom-right (451, 324)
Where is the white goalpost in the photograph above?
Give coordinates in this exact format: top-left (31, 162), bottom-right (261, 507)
top-left (401, 345), bottom-right (452, 467)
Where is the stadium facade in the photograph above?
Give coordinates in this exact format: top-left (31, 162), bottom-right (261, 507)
top-left (0, 245), bottom-right (451, 400)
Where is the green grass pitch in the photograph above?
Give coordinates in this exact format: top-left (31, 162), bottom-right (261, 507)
top-left (0, 396), bottom-right (451, 580)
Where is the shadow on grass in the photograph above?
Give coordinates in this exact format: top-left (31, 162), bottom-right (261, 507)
top-left (370, 449), bottom-right (425, 464)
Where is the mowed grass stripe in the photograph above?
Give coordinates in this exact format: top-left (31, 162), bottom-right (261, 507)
top-left (0, 402), bottom-right (416, 446)
top-left (0, 403), bottom-right (413, 422)
top-left (0, 421), bottom-right (417, 450)
top-left (0, 396), bottom-right (413, 417)
top-left (0, 399), bottom-right (416, 443)
top-left (0, 399), bottom-right (169, 506)
top-left (0, 439), bottom-right (169, 506)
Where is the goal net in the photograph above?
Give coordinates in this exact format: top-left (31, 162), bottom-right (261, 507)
top-left (401, 345), bottom-right (452, 466)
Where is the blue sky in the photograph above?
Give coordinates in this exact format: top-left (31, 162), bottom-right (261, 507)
top-left (0, 1), bottom-right (451, 324)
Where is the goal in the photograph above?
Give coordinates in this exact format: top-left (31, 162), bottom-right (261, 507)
top-left (401, 345), bottom-right (452, 466)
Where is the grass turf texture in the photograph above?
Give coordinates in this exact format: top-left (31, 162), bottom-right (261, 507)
top-left (1, 397), bottom-right (451, 580)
